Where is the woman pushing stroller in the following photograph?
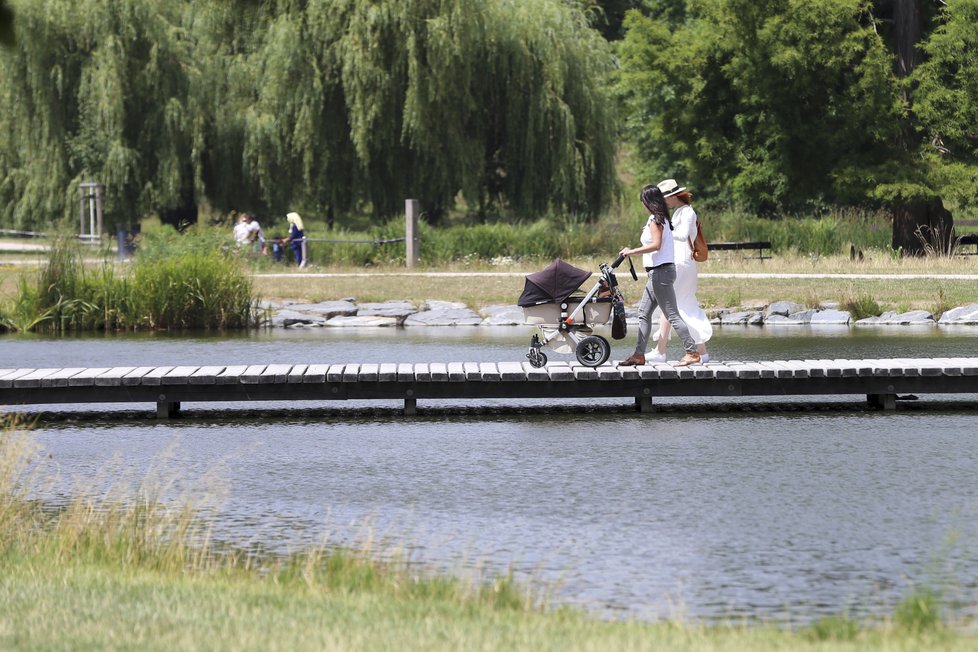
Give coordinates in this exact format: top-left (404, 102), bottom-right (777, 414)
top-left (617, 184), bottom-right (701, 367)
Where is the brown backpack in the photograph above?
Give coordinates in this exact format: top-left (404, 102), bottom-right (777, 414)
top-left (689, 220), bottom-right (708, 262)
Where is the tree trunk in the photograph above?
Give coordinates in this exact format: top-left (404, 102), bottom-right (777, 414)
top-left (891, 197), bottom-right (953, 256)
top-left (880, 0), bottom-right (955, 255)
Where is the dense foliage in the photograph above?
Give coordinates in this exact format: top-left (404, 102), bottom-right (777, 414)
top-left (0, 0), bottom-right (616, 231)
top-left (616, 0), bottom-right (977, 234)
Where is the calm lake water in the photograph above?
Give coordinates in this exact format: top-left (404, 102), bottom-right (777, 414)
top-left (2, 325), bottom-right (978, 624)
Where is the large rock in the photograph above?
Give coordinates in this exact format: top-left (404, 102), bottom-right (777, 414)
top-left (856, 310), bottom-right (935, 326)
top-left (766, 301), bottom-right (806, 317)
top-left (939, 304), bottom-right (978, 325)
top-left (720, 311), bottom-right (755, 325)
top-left (271, 309), bottom-right (326, 328)
top-left (481, 304), bottom-right (525, 326)
top-left (357, 300), bottom-right (417, 325)
top-left (282, 300), bottom-right (358, 319)
top-left (405, 308), bottom-right (483, 326)
top-left (810, 309), bottom-right (851, 325)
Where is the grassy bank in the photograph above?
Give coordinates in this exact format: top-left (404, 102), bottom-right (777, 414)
top-left (1, 419), bottom-right (975, 650)
top-left (250, 251), bottom-right (977, 317)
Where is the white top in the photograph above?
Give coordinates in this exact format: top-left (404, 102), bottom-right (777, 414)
top-left (670, 204), bottom-right (698, 264)
top-left (233, 222), bottom-right (250, 243)
top-left (246, 220), bottom-right (265, 244)
top-left (641, 215), bottom-right (675, 268)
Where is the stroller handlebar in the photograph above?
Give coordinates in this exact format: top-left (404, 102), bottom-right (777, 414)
top-left (608, 254), bottom-right (638, 281)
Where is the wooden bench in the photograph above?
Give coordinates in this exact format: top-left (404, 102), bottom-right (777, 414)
top-left (958, 233), bottom-right (978, 255)
top-left (707, 241), bottom-right (772, 260)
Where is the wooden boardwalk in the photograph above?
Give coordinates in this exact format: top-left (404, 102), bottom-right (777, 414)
top-left (1, 358), bottom-right (977, 417)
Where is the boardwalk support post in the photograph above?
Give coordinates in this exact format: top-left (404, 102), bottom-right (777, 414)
top-left (404, 397), bottom-right (417, 416)
top-left (636, 389), bottom-right (654, 413)
top-left (156, 400), bottom-right (181, 419)
top-left (867, 393), bottom-right (896, 410)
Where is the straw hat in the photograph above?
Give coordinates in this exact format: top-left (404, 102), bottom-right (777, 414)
top-left (656, 179), bottom-right (686, 198)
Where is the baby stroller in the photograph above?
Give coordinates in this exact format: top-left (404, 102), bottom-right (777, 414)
top-left (518, 255), bottom-right (635, 367)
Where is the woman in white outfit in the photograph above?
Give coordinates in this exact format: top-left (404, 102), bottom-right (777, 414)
top-left (648, 179), bottom-right (712, 362)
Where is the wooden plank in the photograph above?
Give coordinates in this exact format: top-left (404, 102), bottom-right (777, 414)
top-left (218, 365), bottom-right (249, 384)
top-left (447, 362), bottom-right (466, 382)
top-left (831, 359), bottom-right (860, 378)
top-left (303, 364), bottom-right (330, 383)
top-left (946, 357), bottom-right (978, 376)
top-left (67, 368), bottom-right (112, 387)
top-left (617, 365), bottom-right (641, 380)
top-left (95, 367), bottom-right (138, 387)
top-left (189, 366), bottom-right (226, 385)
top-left (140, 366), bottom-right (175, 386)
top-left (647, 364), bottom-right (674, 379)
top-left (12, 368), bottom-right (60, 388)
top-left (326, 364), bottom-right (346, 382)
top-left (727, 363), bottom-right (760, 379)
top-left (0, 368), bottom-right (35, 388)
top-left (776, 360), bottom-right (809, 378)
top-left (479, 362), bottom-right (501, 381)
top-left (287, 364), bottom-right (308, 383)
top-left (597, 366), bottom-right (622, 381)
top-left (547, 365), bottom-right (575, 381)
top-left (261, 364), bottom-right (293, 383)
top-left (359, 363), bottom-right (379, 382)
top-left (397, 363), bottom-right (414, 382)
top-left (240, 365), bottom-right (267, 384)
top-left (572, 366), bottom-right (598, 381)
top-left (706, 364), bottom-right (733, 379)
top-left (378, 363), bottom-right (398, 382)
top-left (341, 364), bottom-right (361, 382)
top-left (414, 363), bottom-right (431, 382)
top-left (121, 367), bottom-right (156, 386)
top-left (521, 361), bottom-right (550, 381)
top-left (498, 362), bottom-right (525, 381)
top-left (429, 363), bottom-right (449, 382)
top-left (162, 366), bottom-right (200, 385)
top-left (463, 362), bottom-right (481, 381)
top-left (36, 367), bottom-right (86, 388)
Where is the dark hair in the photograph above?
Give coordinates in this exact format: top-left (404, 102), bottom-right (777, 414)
top-left (674, 191), bottom-right (693, 206)
top-left (640, 184), bottom-right (672, 229)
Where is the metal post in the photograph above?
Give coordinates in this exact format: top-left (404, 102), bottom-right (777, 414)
top-left (94, 183), bottom-right (104, 238)
top-left (405, 199), bottom-right (419, 268)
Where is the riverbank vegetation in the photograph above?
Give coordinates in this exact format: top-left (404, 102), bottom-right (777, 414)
top-left (1, 418), bottom-right (974, 650)
top-left (0, 237), bottom-right (261, 333)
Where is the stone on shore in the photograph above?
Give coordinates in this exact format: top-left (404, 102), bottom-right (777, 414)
top-left (766, 301), bottom-right (806, 317)
top-left (271, 309), bottom-right (326, 328)
top-left (281, 300), bottom-right (358, 319)
top-left (481, 304), bottom-right (525, 325)
top-left (810, 309), bottom-right (851, 325)
top-left (405, 307), bottom-right (483, 326)
top-left (938, 304), bottom-right (978, 325)
top-left (856, 310), bottom-right (935, 326)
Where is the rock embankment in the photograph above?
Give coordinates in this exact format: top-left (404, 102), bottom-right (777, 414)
top-left (265, 299), bottom-right (978, 329)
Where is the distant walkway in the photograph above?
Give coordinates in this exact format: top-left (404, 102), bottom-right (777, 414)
top-left (254, 271), bottom-right (978, 281)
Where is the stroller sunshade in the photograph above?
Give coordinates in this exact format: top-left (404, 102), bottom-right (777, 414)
top-left (518, 258), bottom-right (592, 307)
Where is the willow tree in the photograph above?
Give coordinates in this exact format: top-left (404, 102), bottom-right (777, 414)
top-left (0, 0), bottom-right (194, 230)
top-left (184, 0), bottom-right (617, 223)
top-left (309, 0), bottom-right (618, 220)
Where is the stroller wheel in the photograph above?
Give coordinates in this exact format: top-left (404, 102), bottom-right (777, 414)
top-left (576, 335), bottom-right (610, 367)
top-left (527, 348), bottom-right (548, 368)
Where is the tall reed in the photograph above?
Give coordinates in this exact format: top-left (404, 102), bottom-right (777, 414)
top-left (5, 238), bottom-right (262, 332)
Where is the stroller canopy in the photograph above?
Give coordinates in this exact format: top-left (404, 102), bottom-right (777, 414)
top-left (518, 258), bottom-right (592, 307)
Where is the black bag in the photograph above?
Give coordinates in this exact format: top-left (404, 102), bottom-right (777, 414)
top-left (611, 294), bottom-right (627, 340)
